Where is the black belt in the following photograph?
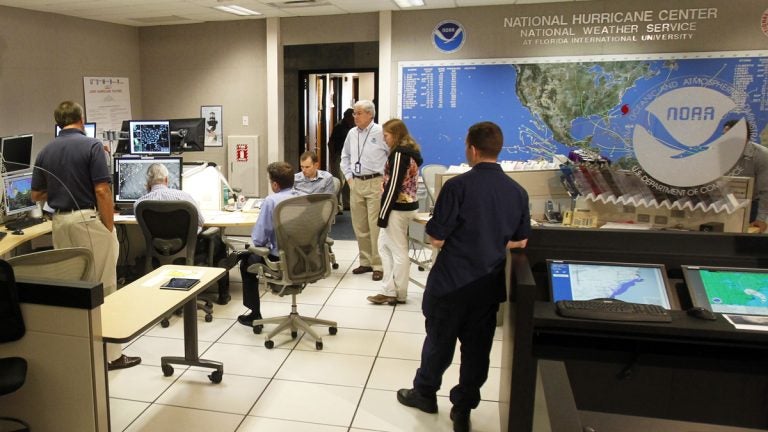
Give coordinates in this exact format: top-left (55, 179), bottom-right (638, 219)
top-left (353, 173), bottom-right (382, 180)
top-left (55, 207), bottom-right (95, 213)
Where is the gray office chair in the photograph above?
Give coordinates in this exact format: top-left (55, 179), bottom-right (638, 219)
top-left (7, 247), bottom-right (94, 282)
top-left (421, 164), bottom-right (448, 209)
top-left (247, 194), bottom-right (338, 350)
top-left (0, 260), bottom-right (30, 432)
top-left (135, 200), bottom-right (216, 325)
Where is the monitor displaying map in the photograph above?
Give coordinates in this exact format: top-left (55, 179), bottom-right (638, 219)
top-left (682, 265), bottom-right (768, 316)
top-left (547, 259), bottom-right (675, 309)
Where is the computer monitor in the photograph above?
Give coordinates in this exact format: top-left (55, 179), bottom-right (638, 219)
top-left (128, 120), bottom-right (171, 155)
top-left (55, 123), bottom-right (96, 138)
top-left (113, 156), bottom-right (183, 204)
top-left (682, 265), bottom-right (768, 315)
top-left (3, 171), bottom-right (36, 216)
top-left (0, 134), bottom-right (33, 173)
top-left (547, 259), bottom-right (676, 309)
top-left (169, 118), bottom-right (205, 152)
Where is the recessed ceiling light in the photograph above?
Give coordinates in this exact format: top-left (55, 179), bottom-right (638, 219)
top-left (213, 5), bottom-right (262, 16)
top-left (393, 0), bottom-right (425, 8)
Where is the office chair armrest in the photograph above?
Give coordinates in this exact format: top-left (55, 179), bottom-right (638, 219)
top-left (326, 237), bottom-right (334, 246)
top-left (247, 245), bottom-right (271, 258)
top-left (199, 226), bottom-right (220, 239)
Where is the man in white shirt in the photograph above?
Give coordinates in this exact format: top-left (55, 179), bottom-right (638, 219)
top-left (340, 100), bottom-right (389, 281)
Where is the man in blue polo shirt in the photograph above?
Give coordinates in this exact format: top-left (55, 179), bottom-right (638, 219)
top-left (396, 122), bottom-right (530, 432)
top-left (31, 100), bottom-right (141, 371)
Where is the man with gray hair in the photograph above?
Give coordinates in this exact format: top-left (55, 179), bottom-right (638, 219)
top-left (340, 100), bottom-right (389, 281)
top-left (134, 163), bottom-right (204, 229)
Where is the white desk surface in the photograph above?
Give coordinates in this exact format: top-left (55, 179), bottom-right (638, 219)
top-left (114, 209), bottom-right (258, 227)
top-left (101, 265), bottom-right (226, 343)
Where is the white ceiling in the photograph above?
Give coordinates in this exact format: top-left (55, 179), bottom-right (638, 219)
top-left (0, 0), bottom-right (586, 27)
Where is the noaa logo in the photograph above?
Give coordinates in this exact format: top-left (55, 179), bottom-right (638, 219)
top-left (432, 20), bottom-right (465, 53)
top-left (631, 79), bottom-right (746, 187)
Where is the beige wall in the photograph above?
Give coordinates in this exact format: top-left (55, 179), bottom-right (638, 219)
top-left (0, 6), bottom-right (140, 155)
top-left (138, 20), bottom-right (267, 173)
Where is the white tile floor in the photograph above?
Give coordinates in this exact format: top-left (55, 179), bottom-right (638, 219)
top-left (109, 240), bottom-right (503, 432)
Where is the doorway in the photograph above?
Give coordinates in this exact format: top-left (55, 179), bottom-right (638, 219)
top-left (299, 69), bottom-right (377, 171)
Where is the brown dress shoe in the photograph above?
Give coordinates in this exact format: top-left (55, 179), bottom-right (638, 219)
top-left (372, 270), bottom-right (384, 281)
top-left (352, 266), bottom-right (373, 274)
top-left (367, 293), bottom-right (397, 305)
top-left (108, 354), bottom-right (141, 371)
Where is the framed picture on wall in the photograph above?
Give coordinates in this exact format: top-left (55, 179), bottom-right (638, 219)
top-left (201, 105), bottom-right (223, 147)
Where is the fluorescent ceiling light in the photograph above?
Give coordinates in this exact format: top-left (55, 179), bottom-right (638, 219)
top-left (213, 5), bottom-right (262, 16)
top-left (394, 0), bottom-right (425, 7)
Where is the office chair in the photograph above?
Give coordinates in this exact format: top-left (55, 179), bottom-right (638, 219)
top-left (0, 260), bottom-right (30, 432)
top-left (246, 194), bottom-right (338, 350)
top-left (7, 247), bottom-right (94, 282)
top-left (135, 200), bottom-right (216, 326)
top-left (421, 164), bottom-right (448, 209)
top-left (327, 177), bottom-right (341, 270)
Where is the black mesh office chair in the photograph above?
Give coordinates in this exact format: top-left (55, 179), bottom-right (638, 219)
top-left (247, 194), bottom-right (338, 350)
top-left (0, 260), bottom-right (30, 432)
top-left (135, 200), bottom-right (216, 326)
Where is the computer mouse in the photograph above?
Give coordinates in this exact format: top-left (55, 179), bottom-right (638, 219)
top-left (687, 306), bottom-right (717, 321)
top-left (11, 229), bottom-right (24, 236)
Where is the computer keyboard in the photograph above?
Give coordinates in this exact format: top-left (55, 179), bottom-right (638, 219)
top-left (555, 300), bottom-right (672, 323)
top-left (5, 217), bottom-right (45, 231)
top-left (119, 207), bottom-right (135, 216)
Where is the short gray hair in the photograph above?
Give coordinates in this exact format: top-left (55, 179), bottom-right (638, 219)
top-left (146, 163), bottom-right (169, 186)
top-left (354, 100), bottom-right (376, 118)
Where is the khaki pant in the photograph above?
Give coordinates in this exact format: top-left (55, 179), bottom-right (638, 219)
top-left (349, 176), bottom-right (383, 271)
top-left (378, 209), bottom-right (416, 301)
top-left (52, 209), bottom-right (121, 361)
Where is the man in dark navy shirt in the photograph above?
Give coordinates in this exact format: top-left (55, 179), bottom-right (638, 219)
top-left (397, 122), bottom-right (530, 432)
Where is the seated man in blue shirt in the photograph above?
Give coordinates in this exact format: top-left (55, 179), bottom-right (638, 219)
top-left (238, 162), bottom-right (300, 326)
top-left (294, 150), bottom-right (335, 195)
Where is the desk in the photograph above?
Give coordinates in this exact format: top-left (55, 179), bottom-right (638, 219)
top-left (0, 219), bottom-right (53, 255)
top-left (101, 264), bottom-right (227, 383)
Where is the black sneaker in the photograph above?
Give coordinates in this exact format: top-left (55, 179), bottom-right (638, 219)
top-left (396, 388), bottom-right (438, 414)
top-left (450, 406), bottom-right (471, 432)
top-left (237, 311), bottom-right (261, 327)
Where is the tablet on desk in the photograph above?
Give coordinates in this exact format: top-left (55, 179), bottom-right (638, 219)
top-left (160, 277), bottom-right (200, 291)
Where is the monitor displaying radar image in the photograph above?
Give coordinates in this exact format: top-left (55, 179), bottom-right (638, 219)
top-left (3, 171), bottom-right (36, 216)
top-left (113, 156), bottom-right (182, 204)
top-left (682, 265), bottom-right (768, 316)
top-left (547, 259), bottom-right (676, 309)
top-left (129, 120), bottom-right (171, 155)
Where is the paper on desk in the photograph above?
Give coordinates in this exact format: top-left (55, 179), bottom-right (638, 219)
top-left (723, 314), bottom-right (768, 332)
top-left (144, 268), bottom-right (206, 287)
top-left (114, 215), bottom-right (136, 222)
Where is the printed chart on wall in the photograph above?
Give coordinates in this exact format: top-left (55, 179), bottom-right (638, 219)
top-left (399, 52), bottom-right (768, 176)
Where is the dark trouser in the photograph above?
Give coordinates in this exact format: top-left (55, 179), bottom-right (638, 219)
top-left (239, 252), bottom-right (265, 314)
top-left (413, 292), bottom-right (499, 411)
top-left (196, 234), bottom-right (229, 300)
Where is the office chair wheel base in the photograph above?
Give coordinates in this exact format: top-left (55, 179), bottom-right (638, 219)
top-left (208, 370), bottom-right (223, 384)
top-left (265, 340), bottom-right (275, 349)
top-left (291, 330), bottom-right (298, 339)
top-left (204, 314), bottom-right (213, 322)
top-left (315, 341), bottom-right (323, 350)
top-left (332, 263), bottom-right (339, 269)
top-left (162, 364), bottom-right (174, 377)
top-left (329, 326), bottom-right (338, 335)
top-left (161, 319), bottom-right (170, 328)
top-left (253, 324), bottom-right (263, 334)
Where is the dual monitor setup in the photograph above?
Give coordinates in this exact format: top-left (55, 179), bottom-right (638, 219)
top-left (547, 259), bottom-right (768, 317)
top-left (114, 118), bottom-right (206, 155)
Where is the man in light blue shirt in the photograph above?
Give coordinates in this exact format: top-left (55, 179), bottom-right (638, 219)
top-left (238, 162), bottom-right (300, 326)
top-left (340, 100), bottom-right (389, 281)
top-left (294, 150), bottom-right (335, 195)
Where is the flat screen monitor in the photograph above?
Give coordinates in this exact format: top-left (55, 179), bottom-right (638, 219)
top-left (129, 120), bottom-right (171, 155)
top-left (3, 171), bottom-right (36, 216)
top-left (115, 120), bottom-right (131, 154)
top-left (169, 118), bottom-right (205, 152)
top-left (682, 265), bottom-right (768, 315)
top-left (114, 156), bottom-right (182, 204)
top-left (55, 123), bottom-right (96, 138)
top-left (547, 259), bottom-right (676, 309)
top-left (0, 134), bottom-right (33, 173)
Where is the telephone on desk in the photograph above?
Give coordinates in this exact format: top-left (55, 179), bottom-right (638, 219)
top-left (241, 198), bottom-right (262, 213)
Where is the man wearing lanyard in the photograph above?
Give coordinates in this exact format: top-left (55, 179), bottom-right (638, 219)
top-left (340, 100), bottom-right (389, 281)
